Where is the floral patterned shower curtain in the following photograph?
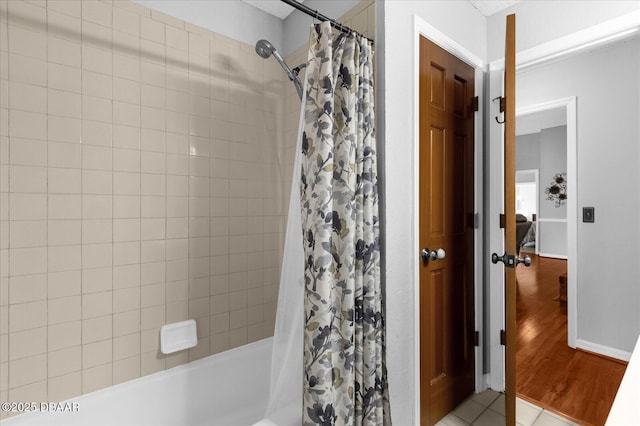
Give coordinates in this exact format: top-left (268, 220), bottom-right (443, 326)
top-left (300, 22), bottom-right (391, 426)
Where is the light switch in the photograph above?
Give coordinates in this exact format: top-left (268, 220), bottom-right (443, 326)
top-left (583, 207), bottom-right (595, 223)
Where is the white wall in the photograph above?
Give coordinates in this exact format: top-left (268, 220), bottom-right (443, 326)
top-left (132, 0), bottom-right (284, 52)
top-left (518, 38), bottom-right (640, 354)
top-left (486, 0), bottom-right (640, 62)
top-left (381, 2), bottom-right (486, 424)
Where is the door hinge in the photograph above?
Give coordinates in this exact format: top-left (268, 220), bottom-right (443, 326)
top-left (499, 213), bottom-right (505, 229)
top-left (472, 96), bottom-right (479, 112)
top-left (500, 330), bottom-right (506, 346)
top-left (474, 331), bottom-right (480, 347)
top-left (474, 212), bottom-right (480, 229)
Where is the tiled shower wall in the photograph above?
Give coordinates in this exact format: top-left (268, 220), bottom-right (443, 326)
top-left (0, 0), bottom-right (288, 411)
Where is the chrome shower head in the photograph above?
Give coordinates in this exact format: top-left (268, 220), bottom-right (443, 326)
top-left (255, 39), bottom-right (276, 59)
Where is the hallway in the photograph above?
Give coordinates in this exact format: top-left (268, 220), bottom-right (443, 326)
top-left (516, 255), bottom-right (627, 425)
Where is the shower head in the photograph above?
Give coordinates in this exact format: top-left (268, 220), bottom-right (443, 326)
top-left (255, 39), bottom-right (276, 59)
top-left (254, 39), bottom-right (303, 101)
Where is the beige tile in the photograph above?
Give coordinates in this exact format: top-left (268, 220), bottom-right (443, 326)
top-left (48, 244), bottom-right (81, 272)
top-left (82, 120), bottom-right (112, 147)
top-left (140, 305), bottom-right (164, 330)
top-left (141, 16), bottom-right (164, 43)
top-left (140, 61), bottom-right (164, 87)
top-left (140, 261), bottom-right (164, 285)
top-left (82, 195), bottom-right (112, 219)
top-left (140, 350), bottom-right (165, 376)
top-left (48, 321), bottom-right (81, 351)
top-left (9, 81), bottom-right (46, 113)
top-left (82, 363), bottom-right (112, 393)
top-left (211, 312), bottom-right (229, 334)
top-left (48, 194), bottom-right (81, 220)
top-left (48, 371), bottom-right (81, 402)
top-left (113, 125), bottom-right (140, 149)
top-left (8, 139), bottom-right (46, 169)
top-left (165, 300), bottom-right (187, 323)
top-left (166, 26), bottom-right (187, 51)
top-left (82, 291), bottom-right (112, 319)
top-left (82, 267), bottom-right (112, 295)
top-left (113, 172), bottom-right (140, 196)
top-left (47, 8), bottom-right (81, 42)
top-left (82, 338), bottom-right (112, 368)
top-left (48, 36), bottom-right (81, 67)
top-left (9, 110), bottom-right (47, 140)
top-left (8, 273), bottom-right (46, 304)
top-left (82, 219), bottom-right (112, 245)
top-left (82, 95), bottom-right (112, 123)
top-left (47, 0), bottom-right (81, 18)
top-left (48, 218), bottom-right (82, 246)
top-left (166, 279), bottom-right (187, 301)
top-left (48, 88), bottom-right (81, 118)
top-left (9, 353), bottom-right (46, 388)
top-left (82, 70), bottom-right (112, 99)
top-left (9, 220), bottom-right (46, 248)
top-left (113, 332), bottom-right (140, 361)
top-left (112, 286), bottom-right (139, 314)
top-left (10, 246), bottom-right (46, 276)
top-left (82, 315), bottom-right (112, 344)
top-left (113, 355), bottom-right (140, 384)
top-left (139, 327), bottom-right (159, 353)
top-left (48, 167), bottom-right (81, 194)
top-left (141, 217), bottom-right (165, 240)
top-left (113, 309), bottom-right (140, 337)
top-left (140, 282), bottom-right (164, 309)
top-left (164, 349), bottom-right (187, 369)
top-left (82, 0), bottom-right (112, 28)
top-left (113, 264), bottom-right (140, 289)
top-left (113, 195), bottom-right (140, 219)
top-left (228, 327), bottom-right (246, 349)
top-left (9, 326), bottom-right (46, 361)
top-left (8, 26), bottom-right (46, 59)
top-left (113, 218), bottom-right (140, 243)
top-left (8, 53), bottom-right (46, 86)
top-left (9, 165), bottom-right (46, 193)
top-left (113, 241), bottom-right (140, 266)
top-left (48, 270), bottom-right (81, 299)
top-left (113, 149), bottom-right (140, 173)
top-left (48, 346), bottom-right (81, 378)
top-left (113, 78), bottom-right (140, 104)
top-left (49, 141), bottom-right (81, 169)
top-left (48, 295), bottom-right (80, 325)
top-left (82, 170), bottom-right (112, 195)
top-left (82, 243), bottom-right (112, 269)
top-left (113, 53), bottom-right (140, 81)
top-left (113, 101), bottom-right (141, 127)
top-left (229, 308), bottom-right (247, 329)
top-left (48, 116), bottom-right (81, 144)
top-left (113, 7), bottom-right (139, 37)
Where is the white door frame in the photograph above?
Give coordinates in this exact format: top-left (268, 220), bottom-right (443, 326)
top-left (517, 98), bottom-right (578, 349)
top-left (487, 11), bottom-right (639, 391)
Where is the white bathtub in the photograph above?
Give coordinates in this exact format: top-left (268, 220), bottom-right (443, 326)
top-left (3, 338), bottom-right (272, 426)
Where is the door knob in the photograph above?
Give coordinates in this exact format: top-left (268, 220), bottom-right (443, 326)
top-left (421, 248), bottom-right (446, 262)
top-left (491, 252), bottom-right (531, 268)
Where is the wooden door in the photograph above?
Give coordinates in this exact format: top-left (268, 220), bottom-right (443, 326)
top-left (419, 36), bottom-right (475, 426)
top-left (503, 14), bottom-right (517, 426)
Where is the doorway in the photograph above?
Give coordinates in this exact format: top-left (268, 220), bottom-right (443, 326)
top-left (418, 35), bottom-right (476, 426)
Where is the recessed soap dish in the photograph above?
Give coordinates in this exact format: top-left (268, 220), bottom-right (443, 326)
top-left (160, 320), bottom-right (198, 354)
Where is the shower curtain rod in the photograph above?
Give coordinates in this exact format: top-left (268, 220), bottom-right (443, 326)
top-left (280, 0), bottom-right (374, 44)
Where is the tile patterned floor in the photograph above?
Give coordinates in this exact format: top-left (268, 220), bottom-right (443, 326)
top-left (435, 390), bottom-right (579, 426)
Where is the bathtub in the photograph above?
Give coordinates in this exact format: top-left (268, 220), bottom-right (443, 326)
top-left (3, 338), bottom-right (272, 426)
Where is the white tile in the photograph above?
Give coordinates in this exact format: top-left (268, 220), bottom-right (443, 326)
top-left (489, 394), bottom-right (505, 416)
top-left (516, 398), bottom-right (543, 426)
top-left (471, 389), bottom-right (502, 408)
top-left (473, 408), bottom-right (504, 426)
top-left (453, 399), bottom-right (486, 424)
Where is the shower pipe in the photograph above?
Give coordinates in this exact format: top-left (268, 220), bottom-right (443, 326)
top-left (279, 0), bottom-right (374, 44)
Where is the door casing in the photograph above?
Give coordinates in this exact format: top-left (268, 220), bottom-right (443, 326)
top-left (413, 17), bottom-right (486, 414)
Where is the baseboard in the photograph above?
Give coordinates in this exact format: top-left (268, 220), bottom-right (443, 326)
top-left (537, 252), bottom-right (568, 260)
top-left (576, 339), bottom-right (632, 362)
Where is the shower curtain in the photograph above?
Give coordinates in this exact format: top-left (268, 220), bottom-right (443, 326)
top-left (299, 22), bottom-right (391, 426)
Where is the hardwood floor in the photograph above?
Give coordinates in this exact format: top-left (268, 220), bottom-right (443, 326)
top-left (516, 254), bottom-right (627, 426)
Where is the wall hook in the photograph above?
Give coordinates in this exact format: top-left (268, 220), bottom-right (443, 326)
top-left (493, 96), bottom-right (505, 124)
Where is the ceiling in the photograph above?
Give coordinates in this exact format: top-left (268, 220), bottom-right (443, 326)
top-left (241, 0), bottom-right (302, 20)
top-left (467, 0), bottom-right (522, 16)
top-left (242, 0), bottom-right (522, 20)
